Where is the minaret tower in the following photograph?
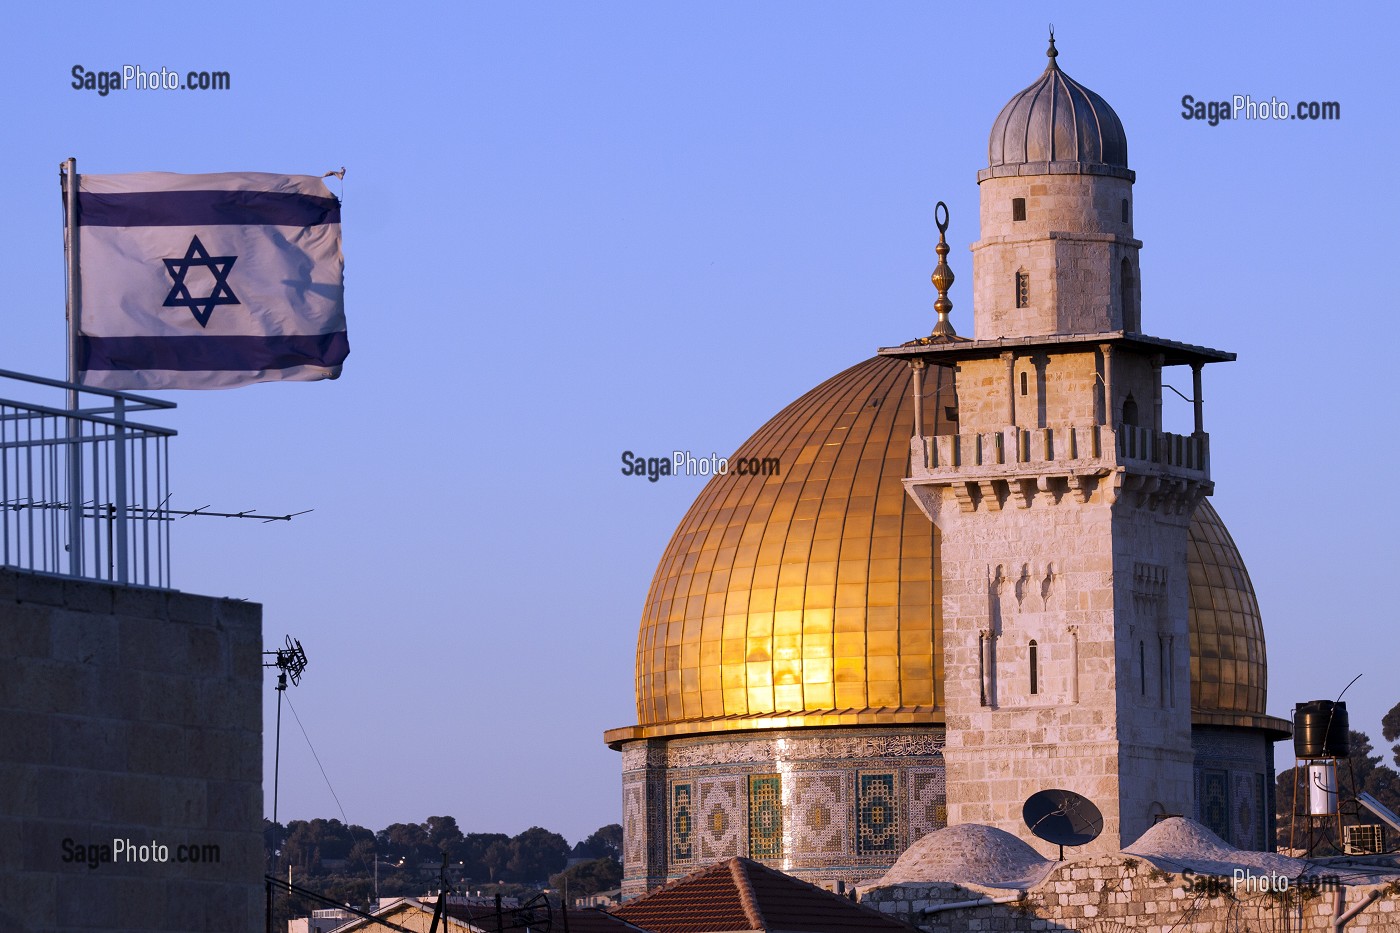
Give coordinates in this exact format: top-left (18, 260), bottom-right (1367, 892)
top-left (974, 31), bottom-right (1141, 339)
top-left (882, 34), bottom-right (1232, 855)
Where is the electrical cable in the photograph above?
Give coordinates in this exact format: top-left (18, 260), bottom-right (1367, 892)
top-left (283, 690), bottom-right (349, 827)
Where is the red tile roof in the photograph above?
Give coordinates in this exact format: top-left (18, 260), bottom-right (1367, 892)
top-left (444, 901), bottom-right (645, 933)
top-left (558, 907), bottom-right (653, 933)
top-left (610, 859), bottom-right (919, 933)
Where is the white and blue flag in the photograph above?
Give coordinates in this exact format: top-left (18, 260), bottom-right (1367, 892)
top-left (73, 171), bottom-right (347, 389)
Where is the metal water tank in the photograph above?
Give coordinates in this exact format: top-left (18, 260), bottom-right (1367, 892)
top-left (1308, 761), bottom-right (1338, 816)
top-left (1294, 700), bottom-right (1349, 759)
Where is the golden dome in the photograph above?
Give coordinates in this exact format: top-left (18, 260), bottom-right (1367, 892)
top-left (1186, 501), bottom-right (1269, 725)
top-left (605, 356), bottom-right (1280, 746)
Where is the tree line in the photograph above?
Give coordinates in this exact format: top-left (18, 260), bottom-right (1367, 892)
top-left (265, 816), bottom-right (622, 914)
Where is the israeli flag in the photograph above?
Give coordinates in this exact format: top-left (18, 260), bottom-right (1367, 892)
top-left (73, 171), bottom-right (347, 390)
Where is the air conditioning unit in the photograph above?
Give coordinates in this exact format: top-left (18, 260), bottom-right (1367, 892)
top-left (1344, 824), bottom-right (1384, 855)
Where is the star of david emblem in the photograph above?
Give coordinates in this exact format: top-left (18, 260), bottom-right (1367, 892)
top-left (162, 235), bottom-right (239, 327)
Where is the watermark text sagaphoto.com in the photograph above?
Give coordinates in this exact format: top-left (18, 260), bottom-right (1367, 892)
top-left (72, 65), bottom-right (231, 96)
top-left (61, 837), bottom-right (221, 870)
top-left (621, 450), bottom-right (781, 483)
top-left (1181, 94), bottom-right (1340, 126)
top-left (1182, 867), bottom-right (1340, 897)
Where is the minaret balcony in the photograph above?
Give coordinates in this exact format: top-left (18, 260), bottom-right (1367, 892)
top-left (907, 424), bottom-right (1209, 512)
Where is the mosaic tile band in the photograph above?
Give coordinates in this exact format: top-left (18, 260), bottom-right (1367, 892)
top-left (624, 724), bottom-right (1272, 898)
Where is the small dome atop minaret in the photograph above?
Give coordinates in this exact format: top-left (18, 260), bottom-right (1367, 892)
top-left (987, 33), bottom-right (1128, 169)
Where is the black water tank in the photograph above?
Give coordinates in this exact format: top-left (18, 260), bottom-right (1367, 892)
top-left (1294, 700), bottom-right (1349, 759)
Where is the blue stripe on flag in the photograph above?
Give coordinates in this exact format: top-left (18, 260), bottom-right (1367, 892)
top-left (78, 190), bottom-right (341, 227)
top-left (80, 333), bottom-right (349, 372)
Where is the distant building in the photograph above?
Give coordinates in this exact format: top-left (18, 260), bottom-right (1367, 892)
top-left (289, 908), bottom-right (355, 933)
top-left (576, 889), bottom-right (622, 908)
top-left (302, 896), bottom-right (637, 933)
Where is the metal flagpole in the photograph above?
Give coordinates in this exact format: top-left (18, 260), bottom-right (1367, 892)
top-left (62, 157), bottom-right (83, 577)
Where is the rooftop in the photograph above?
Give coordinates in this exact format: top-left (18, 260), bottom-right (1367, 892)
top-left (611, 857), bottom-right (920, 933)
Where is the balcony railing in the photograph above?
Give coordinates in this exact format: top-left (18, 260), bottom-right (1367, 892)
top-left (1114, 423), bottom-right (1208, 471)
top-left (915, 423), bottom-right (1208, 476)
top-left (0, 368), bottom-right (175, 587)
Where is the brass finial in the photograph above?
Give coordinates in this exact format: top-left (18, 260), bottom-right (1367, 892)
top-left (1047, 25), bottom-right (1058, 63)
top-left (929, 201), bottom-right (957, 338)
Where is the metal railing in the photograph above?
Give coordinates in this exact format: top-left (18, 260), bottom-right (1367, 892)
top-left (0, 368), bottom-right (175, 587)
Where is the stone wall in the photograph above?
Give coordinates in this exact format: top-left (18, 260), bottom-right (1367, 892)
top-left (925, 461), bottom-right (1198, 858)
top-left (971, 172), bottom-right (1140, 340)
top-left (0, 567), bottom-right (263, 932)
top-left (863, 857), bottom-right (1400, 932)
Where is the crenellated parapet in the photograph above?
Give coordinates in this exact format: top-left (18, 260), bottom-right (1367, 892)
top-left (906, 422), bottom-right (1211, 514)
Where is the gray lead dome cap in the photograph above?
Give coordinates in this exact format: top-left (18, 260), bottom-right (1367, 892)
top-left (988, 38), bottom-right (1128, 169)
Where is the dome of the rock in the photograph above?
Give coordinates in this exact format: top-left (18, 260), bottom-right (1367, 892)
top-left (606, 355), bottom-right (1282, 746)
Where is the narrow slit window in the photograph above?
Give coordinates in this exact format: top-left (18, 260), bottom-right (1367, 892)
top-left (1016, 272), bottom-right (1029, 309)
top-left (1029, 640), bottom-right (1039, 695)
top-left (1121, 198), bottom-right (1129, 224)
top-left (1167, 639), bottom-right (1176, 706)
top-left (1139, 641), bottom-right (1147, 696)
top-left (1012, 198), bottom-right (1027, 222)
top-left (979, 633), bottom-right (987, 706)
top-left (1020, 371), bottom-right (1028, 396)
top-left (1159, 636), bottom-right (1168, 707)
top-left (1120, 258), bottom-right (1137, 330)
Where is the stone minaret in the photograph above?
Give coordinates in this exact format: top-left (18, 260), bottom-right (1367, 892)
top-left (883, 35), bottom-right (1229, 856)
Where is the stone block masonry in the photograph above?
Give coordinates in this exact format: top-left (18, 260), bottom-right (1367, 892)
top-left (863, 856), bottom-right (1400, 932)
top-left (0, 566), bottom-right (263, 932)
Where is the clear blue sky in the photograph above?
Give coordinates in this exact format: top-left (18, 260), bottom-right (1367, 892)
top-left (0, 2), bottom-right (1395, 846)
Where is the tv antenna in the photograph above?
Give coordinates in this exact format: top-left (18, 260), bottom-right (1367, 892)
top-left (1023, 788), bottom-right (1104, 860)
top-left (263, 636), bottom-right (308, 832)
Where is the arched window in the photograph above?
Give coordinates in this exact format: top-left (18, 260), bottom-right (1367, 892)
top-left (1029, 640), bottom-right (1039, 696)
top-left (1120, 258), bottom-right (1137, 330)
top-left (1122, 394), bottom-right (1139, 427)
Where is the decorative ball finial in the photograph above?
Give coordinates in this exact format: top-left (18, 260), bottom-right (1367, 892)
top-left (929, 201), bottom-right (957, 339)
top-left (1047, 25), bottom-right (1058, 62)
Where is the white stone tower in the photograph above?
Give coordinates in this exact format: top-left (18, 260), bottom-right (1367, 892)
top-left (882, 35), bottom-right (1230, 856)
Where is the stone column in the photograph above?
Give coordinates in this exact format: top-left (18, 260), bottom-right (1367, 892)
top-left (911, 359), bottom-right (926, 464)
top-left (1100, 343), bottom-right (1114, 426)
top-left (1152, 354), bottom-right (1164, 434)
top-left (1002, 352), bottom-right (1016, 429)
top-left (1191, 363), bottom-right (1203, 436)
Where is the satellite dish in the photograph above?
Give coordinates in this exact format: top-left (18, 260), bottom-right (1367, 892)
top-left (1023, 789), bottom-right (1104, 860)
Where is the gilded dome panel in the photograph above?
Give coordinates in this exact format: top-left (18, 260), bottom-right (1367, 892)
top-left (632, 356), bottom-right (941, 730)
top-left (1186, 499), bottom-right (1268, 718)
